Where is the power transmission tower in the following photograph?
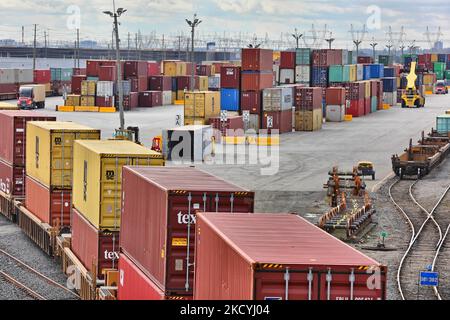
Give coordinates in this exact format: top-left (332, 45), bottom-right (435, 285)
top-left (292, 28), bottom-right (303, 49)
top-left (370, 38), bottom-right (378, 62)
top-left (424, 26), bottom-right (442, 50)
top-left (350, 24), bottom-right (367, 58)
top-left (325, 32), bottom-right (335, 49)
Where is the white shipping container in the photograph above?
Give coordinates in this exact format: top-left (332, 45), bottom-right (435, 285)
top-left (295, 65), bottom-right (310, 83)
top-left (0, 69), bottom-right (15, 84)
top-left (273, 65), bottom-right (280, 86)
top-left (279, 69), bottom-right (295, 84)
top-left (245, 114), bottom-right (260, 132)
top-left (326, 105), bottom-right (346, 122)
top-left (263, 87), bottom-right (293, 112)
top-left (162, 125), bottom-right (213, 163)
top-left (356, 64), bottom-right (364, 81)
top-left (383, 92), bottom-right (397, 106)
top-left (208, 75), bottom-right (220, 89)
top-left (162, 91), bottom-right (172, 105)
top-left (15, 69), bottom-right (33, 83)
top-left (96, 81), bottom-right (115, 97)
top-left (342, 50), bottom-right (349, 66)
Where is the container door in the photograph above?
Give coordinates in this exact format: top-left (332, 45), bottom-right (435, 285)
top-left (166, 192), bottom-right (209, 295)
top-left (318, 268), bottom-right (385, 301)
top-left (51, 132), bottom-right (75, 188)
top-left (254, 270), bottom-right (319, 301)
top-left (13, 118), bottom-right (27, 166)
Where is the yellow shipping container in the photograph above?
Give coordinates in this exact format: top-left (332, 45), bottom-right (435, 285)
top-left (364, 81), bottom-right (371, 98)
top-left (65, 95), bottom-right (81, 107)
top-left (184, 91), bottom-right (220, 120)
top-left (430, 54), bottom-right (438, 62)
top-left (176, 62), bottom-right (187, 76)
top-left (295, 109), bottom-right (323, 131)
top-left (72, 140), bottom-right (165, 230)
top-left (349, 65), bottom-right (357, 82)
top-left (0, 102), bottom-right (18, 110)
top-left (81, 80), bottom-right (97, 96)
top-left (26, 122), bottom-right (101, 189)
top-left (81, 96), bottom-right (95, 106)
top-left (184, 117), bottom-right (207, 126)
top-left (163, 60), bottom-right (178, 76)
top-left (44, 83), bottom-right (51, 92)
top-left (198, 76), bottom-right (209, 91)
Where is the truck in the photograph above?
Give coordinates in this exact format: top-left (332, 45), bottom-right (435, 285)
top-left (17, 84), bottom-right (46, 110)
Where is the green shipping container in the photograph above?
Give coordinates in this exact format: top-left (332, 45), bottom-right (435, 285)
top-left (371, 96), bottom-right (378, 113)
top-left (295, 48), bottom-right (311, 65)
top-left (61, 68), bottom-right (73, 81)
top-left (348, 51), bottom-right (354, 65)
top-left (378, 55), bottom-right (393, 66)
top-left (437, 115), bottom-right (450, 134)
top-left (445, 70), bottom-right (450, 80)
top-left (342, 65), bottom-right (351, 82)
top-left (51, 68), bottom-right (62, 81)
top-left (329, 65), bottom-right (343, 83)
top-left (433, 62), bottom-right (445, 72)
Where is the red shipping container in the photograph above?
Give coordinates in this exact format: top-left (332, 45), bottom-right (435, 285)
top-left (364, 97), bottom-right (371, 115)
top-left (326, 87), bottom-right (346, 106)
top-left (196, 65), bottom-right (211, 77)
top-left (220, 66), bottom-right (241, 89)
top-left (241, 91), bottom-right (262, 114)
top-left (346, 99), bottom-right (365, 117)
top-left (280, 51), bottom-right (296, 69)
top-left (118, 253), bottom-right (192, 300)
top-left (194, 213), bottom-right (387, 300)
top-left (147, 61), bottom-right (161, 76)
top-left (98, 66), bottom-right (117, 82)
top-left (0, 159), bottom-right (25, 197)
top-left (130, 76), bottom-right (148, 92)
top-left (71, 75), bottom-right (87, 95)
top-left (0, 111), bottom-right (56, 166)
top-left (370, 80), bottom-right (379, 97)
top-left (72, 68), bottom-right (86, 76)
top-left (209, 116), bottom-right (244, 140)
top-left (120, 167), bottom-right (255, 297)
top-left (138, 91), bottom-right (162, 108)
top-left (295, 87), bottom-right (323, 111)
top-left (86, 60), bottom-right (101, 77)
top-left (262, 110), bottom-right (293, 134)
top-left (357, 56), bottom-right (373, 64)
top-left (124, 61), bottom-right (148, 78)
top-left (96, 96), bottom-right (115, 107)
top-left (123, 92), bottom-right (139, 111)
top-left (25, 176), bottom-right (71, 228)
top-left (149, 76), bottom-right (172, 91)
top-left (241, 72), bottom-right (273, 91)
top-left (176, 76), bottom-right (199, 91)
top-left (241, 48), bottom-right (273, 71)
top-left (33, 70), bottom-right (51, 84)
top-left (71, 208), bottom-right (119, 279)
top-left (0, 83), bottom-right (18, 94)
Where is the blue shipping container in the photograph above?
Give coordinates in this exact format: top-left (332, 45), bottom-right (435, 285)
top-left (363, 65), bottom-right (371, 80)
top-left (171, 78), bottom-right (177, 91)
top-left (382, 77), bottom-right (397, 93)
top-left (384, 67), bottom-right (395, 78)
top-left (311, 66), bottom-right (328, 86)
top-left (220, 88), bottom-right (240, 111)
top-left (438, 54), bottom-right (448, 63)
top-left (370, 64), bottom-right (384, 79)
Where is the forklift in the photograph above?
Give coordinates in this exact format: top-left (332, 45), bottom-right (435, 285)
top-left (401, 61), bottom-right (426, 108)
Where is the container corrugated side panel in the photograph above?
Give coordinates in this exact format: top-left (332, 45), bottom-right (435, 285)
top-left (194, 214), bottom-right (253, 300)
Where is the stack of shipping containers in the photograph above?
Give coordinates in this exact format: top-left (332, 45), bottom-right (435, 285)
top-left (279, 51), bottom-right (295, 85)
top-left (0, 112), bottom-right (56, 220)
top-left (25, 122), bottom-right (100, 229)
top-left (295, 87), bottom-right (323, 130)
top-left (184, 91), bottom-right (220, 125)
top-left (295, 48), bottom-right (311, 86)
top-left (117, 167), bottom-right (255, 300)
top-left (220, 66), bottom-right (241, 112)
top-left (70, 140), bottom-right (164, 279)
top-left (325, 87), bottom-right (346, 122)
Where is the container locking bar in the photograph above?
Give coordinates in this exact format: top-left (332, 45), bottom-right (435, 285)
top-left (326, 268), bottom-right (332, 301)
top-left (230, 194), bottom-right (234, 213)
top-left (185, 192), bottom-right (192, 292)
top-left (307, 268), bottom-right (314, 301)
top-left (284, 267), bottom-right (290, 301)
top-left (349, 268), bottom-right (355, 300)
top-left (215, 193), bottom-right (219, 212)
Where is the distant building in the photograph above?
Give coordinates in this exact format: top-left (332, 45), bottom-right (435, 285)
top-left (80, 40), bottom-right (97, 49)
top-left (0, 39), bottom-right (17, 46)
top-left (433, 41), bottom-right (443, 51)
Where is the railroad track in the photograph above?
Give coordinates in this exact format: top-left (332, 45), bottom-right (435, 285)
top-left (0, 248), bottom-right (80, 300)
top-left (389, 178), bottom-right (450, 300)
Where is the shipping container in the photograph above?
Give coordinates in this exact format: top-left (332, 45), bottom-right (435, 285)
top-left (184, 91), bottom-right (220, 121)
top-left (0, 159), bottom-right (25, 197)
top-left (263, 87), bottom-right (293, 112)
top-left (120, 167), bottom-right (255, 297)
top-left (220, 66), bottom-right (240, 89)
top-left (0, 69), bottom-right (16, 84)
top-left (72, 140), bottom-right (164, 231)
top-left (295, 48), bottom-right (311, 65)
top-left (196, 65), bottom-right (212, 77)
top-left (369, 64), bottom-right (384, 78)
top-left (71, 75), bottom-right (87, 95)
top-left (149, 76), bottom-right (172, 92)
top-left (262, 110), bottom-right (293, 134)
top-left (346, 99), bottom-right (365, 117)
top-left (295, 109), bottom-right (323, 131)
top-left (383, 91), bottom-right (397, 106)
top-left (162, 60), bottom-right (180, 77)
top-left (98, 66), bottom-right (117, 82)
top-left (162, 91), bottom-right (172, 106)
top-left (147, 61), bottom-right (161, 76)
top-left (241, 71), bottom-right (274, 91)
top-left (326, 87), bottom-right (346, 106)
top-left (96, 96), bottom-right (115, 108)
top-left (25, 175), bottom-right (71, 228)
top-left (329, 65), bottom-right (343, 83)
top-left (96, 81), bottom-right (115, 97)
top-left (246, 114), bottom-right (260, 132)
top-left (241, 91), bottom-right (261, 114)
top-left (220, 88), bottom-right (240, 111)
top-left (295, 87), bottom-right (322, 111)
top-left (81, 80), bottom-right (96, 96)
top-left (123, 92), bottom-right (139, 111)
top-left (71, 207), bottom-right (120, 279)
top-left (209, 116), bottom-right (244, 138)
top-left (295, 65), bottom-right (310, 84)
top-left (139, 91), bottom-right (162, 108)
top-left (358, 56), bottom-right (373, 64)
top-left (72, 68), bottom-right (87, 76)
top-left (130, 76), bottom-right (148, 92)
top-left (33, 70), bottom-right (51, 84)
top-left (241, 48), bottom-right (273, 71)
top-left (198, 76), bottom-right (209, 91)
top-left (0, 111), bottom-right (56, 167)
top-left (311, 66), bottom-right (328, 87)
top-left (280, 51), bottom-right (296, 69)
top-left (326, 105), bottom-right (346, 122)
top-left (26, 122), bottom-right (100, 189)
top-left (194, 213), bottom-right (387, 300)
top-left (437, 115), bottom-right (450, 134)
top-left (279, 69), bottom-right (295, 84)
top-left (124, 61), bottom-right (148, 78)
top-left (208, 75), bottom-right (220, 90)
top-left (65, 95), bottom-right (81, 107)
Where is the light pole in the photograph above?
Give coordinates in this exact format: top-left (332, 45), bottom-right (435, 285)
top-left (292, 28), bottom-right (303, 49)
top-left (186, 13), bottom-right (202, 92)
top-left (325, 32), bottom-right (335, 49)
top-left (103, 1), bottom-right (127, 130)
top-left (370, 38), bottom-right (378, 62)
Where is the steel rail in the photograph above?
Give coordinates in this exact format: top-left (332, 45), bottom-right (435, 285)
top-left (0, 270), bottom-right (46, 300)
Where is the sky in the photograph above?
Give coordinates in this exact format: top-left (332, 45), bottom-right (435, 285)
top-left (0, 0), bottom-right (448, 50)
